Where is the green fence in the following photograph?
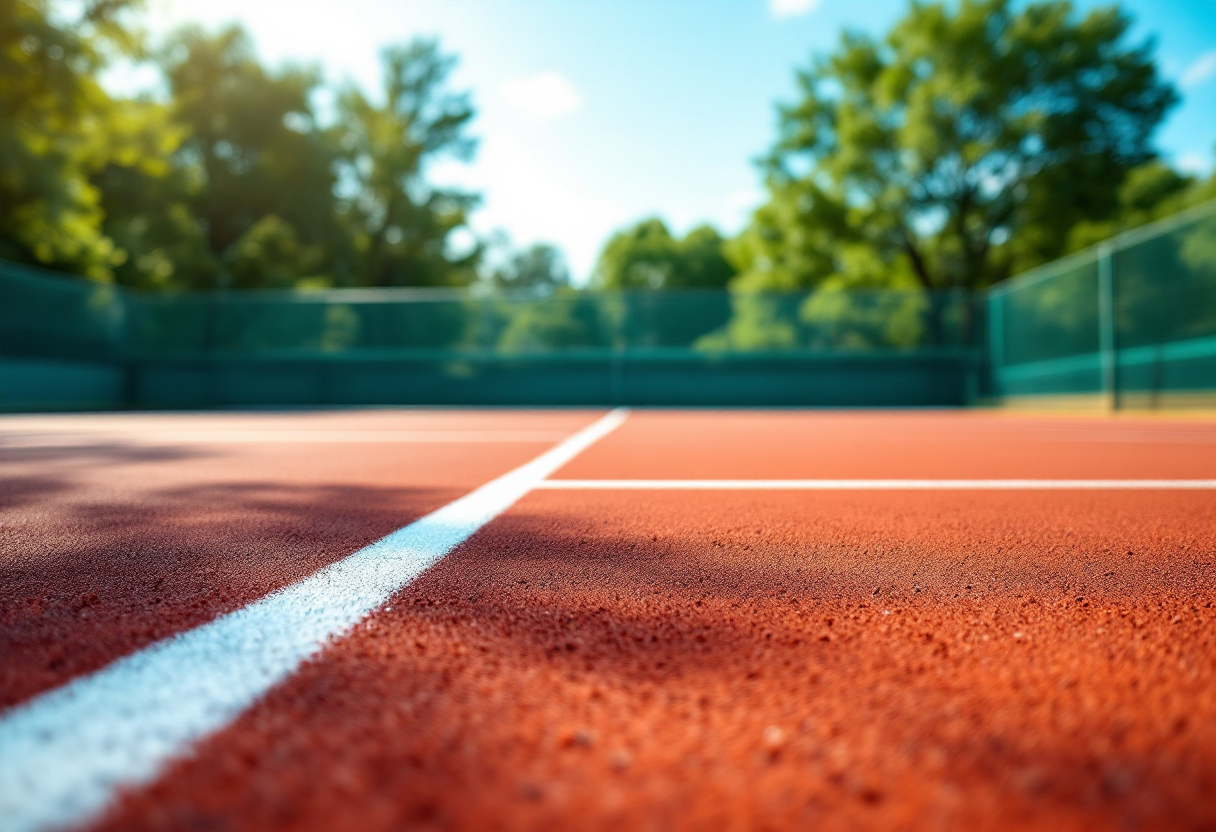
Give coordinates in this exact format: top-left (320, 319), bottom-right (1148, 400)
top-left (0, 261), bottom-right (126, 362)
top-left (0, 262), bottom-right (129, 411)
top-left (989, 200), bottom-right (1216, 406)
top-left (120, 287), bottom-right (977, 357)
top-left (0, 265), bottom-right (978, 409)
top-left (5, 202), bottom-right (1213, 412)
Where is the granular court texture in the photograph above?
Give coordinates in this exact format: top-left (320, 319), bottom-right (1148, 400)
top-left (0, 410), bottom-right (593, 707)
top-left (3, 410), bottom-right (1215, 831)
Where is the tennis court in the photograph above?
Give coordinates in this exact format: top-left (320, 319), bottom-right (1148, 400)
top-left (3, 407), bottom-right (1215, 831)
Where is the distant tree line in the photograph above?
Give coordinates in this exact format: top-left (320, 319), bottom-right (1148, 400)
top-left (2, 0), bottom-right (481, 290)
top-left (2, 0), bottom-right (1214, 302)
top-left (602, 0), bottom-right (1215, 301)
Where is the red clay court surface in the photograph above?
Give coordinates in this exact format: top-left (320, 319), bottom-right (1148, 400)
top-left (2, 408), bottom-right (1216, 831)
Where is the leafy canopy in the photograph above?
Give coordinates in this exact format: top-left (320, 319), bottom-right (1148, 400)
top-left (1, 2), bottom-right (484, 290)
top-left (731, 0), bottom-right (1178, 293)
top-left (335, 40), bottom-right (479, 288)
top-left (593, 218), bottom-right (734, 291)
top-left (491, 243), bottom-right (571, 295)
top-left (0, 0), bottom-right (177, 280)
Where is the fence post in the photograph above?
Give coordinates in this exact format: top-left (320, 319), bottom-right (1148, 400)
top-left (988, 290), bottom-right (1005, 401)
top-left (117, 288), bottom-right (139, 409)
top-left (610, 295), bottom-right (630, 406)
top-left (1097, 242), bottom-right (1118, 411)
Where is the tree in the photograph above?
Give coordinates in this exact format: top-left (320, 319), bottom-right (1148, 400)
top-left (1186, 153), bottom-right (1216, 206)
top-left (162, 25), bottom-right (339, 287)
top-left (223, 214), bottom-right (324, 289)
top-left (2, 9), bottom-right (486, 292)
top-left (0, 0), bottom-right (178, 280)
top-left (491, 243), bottom-right (570, 294)
top-left (1065, 160), bottom-right (1195, 251)
top-left (335, 39), bottom-right (480, 288)
top-left (674, 225), bottom-right (737, 289)
top-left (95, 157), bottom-right (214, 290)
top-left (94, 23), bottom-right (343, 289)
top-left (731, 0), bottom-right (1178, 295)
top-left (593, 218), bottom-right (733, 290)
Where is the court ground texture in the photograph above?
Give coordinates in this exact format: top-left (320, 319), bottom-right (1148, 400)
top-left (2, 409), bottom-right (1215, 831)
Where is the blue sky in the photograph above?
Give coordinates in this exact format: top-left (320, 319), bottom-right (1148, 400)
top-left (141, 0), bottom-right (1216, 282)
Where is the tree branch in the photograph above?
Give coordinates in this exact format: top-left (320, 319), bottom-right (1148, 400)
top-left (900, 229), bottom-right (934, 291)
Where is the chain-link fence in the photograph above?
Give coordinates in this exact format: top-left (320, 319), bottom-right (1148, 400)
top-left (989, 200), bottom-right (1216, 406)
top-left (0, 261), bottom-right (126, 362)
top-left (1, 266), bottom-right (977, 360)
top-left (0, 264), bottom-right (979, 408)
top-left (6, 200), bottom-right (1212, 410)
top-left (118, 287), bottom-right (975, 358)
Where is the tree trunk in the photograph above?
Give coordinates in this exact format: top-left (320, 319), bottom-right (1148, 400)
top-left (901, 231), bottom-right (946, 347)
top-left (365, 189), bottom-right (400, 287)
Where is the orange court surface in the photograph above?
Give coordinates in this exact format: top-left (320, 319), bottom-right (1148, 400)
top-left (2, 408), bottom-right (1215, 831)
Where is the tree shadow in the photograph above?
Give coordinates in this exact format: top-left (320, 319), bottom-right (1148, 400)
top-left (0, 441), bottom-right (205, 510)
top-left (290, 499), bottom-right (1214, 829)
top-left (94, 498), bottom-right (1216, 831)
top-left (0, 479), bottom-right (461, 709)
top-left (18, 484), bottom-right (1216, 830)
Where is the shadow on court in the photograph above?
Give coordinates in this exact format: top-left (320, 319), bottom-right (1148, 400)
top-left (90, 489), bottom-right (1216, 832)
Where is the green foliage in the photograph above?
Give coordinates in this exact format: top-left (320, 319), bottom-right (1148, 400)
top-left (1177, 205), bottom-right (1216, 289)
top-left (0, 0), bottom-right (177, 280)
top-left (1067, 150), bottom-right (1216, 251)
top-left (490, 243), bottom-right (570, 294)
top-left (479, 239), bottom-right (585, 353)
top-left (593, 218), bottom-right (734, 291)
top-left (494, 296), bottom-right (595, 353)
top-left (1187, 159), bottom-right (1216, 206)
top-left (695, 295), bottom-right (801, 351)
top-left (1066, 161), bottom-right (1195, 251)
top-left (4, 0), bottom-right (1210, 320)
top-left (335, 40), bottom-right (480, 288)
top-left (694, 289), bottom-right (957, 352)
top-left (1017, 160), bottom-right (1216, 365)
top-left (676, 225), bottom-right (736, 289)
top-left (1, 3), bottom-right (482, 290)
top-left (158, 26), bottom-right (339, 284)
top-left (224, 215), bottom-right (324, 289)
top-left (733, 0), bottom-right (1179, 295)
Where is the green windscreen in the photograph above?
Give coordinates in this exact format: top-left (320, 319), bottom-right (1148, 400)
top-left (990, 200), bottom-right (1216, 399)
top-left (117, 288), bottom-right (976, 358)
top-left (997, 258), bottom-right (1100, 366)
top-left (1114, 212), bottom-right (1216, 349)
top-left (0, 262), bottom-right (126, 362)
top-left (2, 271), bottom-right (981, 408)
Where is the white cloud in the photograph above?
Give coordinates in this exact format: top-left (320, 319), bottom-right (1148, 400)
top-left (1180, 50), bottom-right (1216, 89)
top-left (769, 0), bottom-right (821, 19)
top-left (500, 73), bottom-right (581, 121)
top-left (430, 134), bottom-right (623, 283)
top-left (1177, 153), bottom-right (1211, 177)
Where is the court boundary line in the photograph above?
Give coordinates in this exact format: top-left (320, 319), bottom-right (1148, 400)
top-left (0, 408), bottom-right (629, 832)
top-left (537, 479), bottom-right (1216, 490)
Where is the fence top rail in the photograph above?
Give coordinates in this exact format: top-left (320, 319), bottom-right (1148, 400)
top-left (0, 263), bottom-right (977, 304)
top-left (990, 197), bottom-right (1216, 300)
top-left (127, 286), bottom-right (973, 304)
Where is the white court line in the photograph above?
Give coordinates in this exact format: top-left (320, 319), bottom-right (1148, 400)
top-left (0, 409), bottom-right (629, 832)
top-left (537, 479), bottom-right (1216, 490)
top-left (0, 429), bottom-right (572, 447)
